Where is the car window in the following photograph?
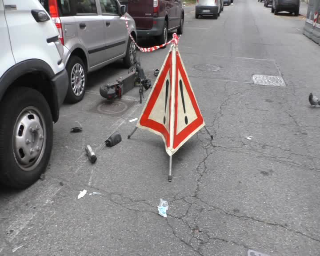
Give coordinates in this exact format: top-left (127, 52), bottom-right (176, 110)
top-left (38, 0), bottom-right (49, 11)
top-left (59, 0), bottom-right (72, 15)
top-left (100, 0), bottom-right (119, 15)
top-left (198, 0), bottom-right (215, 4)
top-left (76, 0), bottom-right (98, 14)
top-left (38, 0), bottom-right (73, 16)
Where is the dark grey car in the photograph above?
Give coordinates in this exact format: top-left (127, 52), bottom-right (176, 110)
top-left (195, 0), bottom-right (223, 19)
top-left (271, 0), bottom-right (299, 15)
top-left (264, 0), bottom-right (272, 7)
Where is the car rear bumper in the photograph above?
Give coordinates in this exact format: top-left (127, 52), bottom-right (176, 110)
top-left (277, 3), bottom-right (299, 10)
top-left (51, 69), bottom-right (68, 109)
top-left (137, 17), bottom-right (165, 37)
top-left (196, 6), bottom-right (219, 15)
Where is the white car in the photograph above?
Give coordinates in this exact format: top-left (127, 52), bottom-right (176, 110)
top-left (0, 0), bottom-right (68, 188)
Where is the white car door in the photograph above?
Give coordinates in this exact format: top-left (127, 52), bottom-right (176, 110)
top-left (0, 0), bottom-right (15, 77)
top-left (3, 0), bottom-right (63, 74)
top-left (99, 0), bottom-right (127, 60)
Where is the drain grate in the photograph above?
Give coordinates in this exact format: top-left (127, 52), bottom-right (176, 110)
top-left (91, 98), bottom-right (137, 117)
top-left (252, 75), bottom-right (286, 87)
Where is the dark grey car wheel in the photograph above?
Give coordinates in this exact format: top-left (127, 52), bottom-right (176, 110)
top-left (65, 56), bottom-right (87, 104)
top-left (123, 37), bottom-right (136, 68)
top-left (157, 21), bottom-right (168, 46)
top-left (0, 87), bottom-right (53, 189)
top-left (177, 15), bottom-right (184, 35)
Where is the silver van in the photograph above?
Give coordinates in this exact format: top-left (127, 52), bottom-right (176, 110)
top-left (41, 0), bottom-right (137, 103)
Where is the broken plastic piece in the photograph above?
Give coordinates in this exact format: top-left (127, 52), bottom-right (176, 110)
top-left (105, 133), bottom-right (122, 147)
top-left (246, 136), bottom-right (253, 140)
top-left (85, 145), bottom-right (97, 164)
top-left (158, 199), bottom-right (169, 217)
top-left (154, 69), bottom-right (159, 77)
top-left (70, 127), bottom-right (83, 133)
top-left (78, 190), bottom-right (87, 199)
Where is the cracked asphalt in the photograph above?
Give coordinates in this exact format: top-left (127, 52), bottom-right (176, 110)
top-left (1, 0), bottom-right (320, 255)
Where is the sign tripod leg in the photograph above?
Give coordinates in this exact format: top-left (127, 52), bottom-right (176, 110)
top-left (127, 127), bottom-right (138, 139)
top-left (168, 155), bottom-right (173, 182)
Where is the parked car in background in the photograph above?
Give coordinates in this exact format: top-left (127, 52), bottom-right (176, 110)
top-left (40, 0), bottom-right (137, 103)
top-left (271, 0), bottom-right (299, 15)
top-left (264, 0), bottom-right (272, 7)
top-left (196, 0), bottom-right (223, 19)
top-left (0, 0), bottom-right (68, 188)
top-left (224, 0), bottom-right (231, 6)
top-left (126, 0), bottom-right (184, 45)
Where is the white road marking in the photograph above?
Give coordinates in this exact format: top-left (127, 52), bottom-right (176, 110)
top-left (12, 244), bottom-right (24, 253)
top-left (88, 167), bottom-right (95, 186)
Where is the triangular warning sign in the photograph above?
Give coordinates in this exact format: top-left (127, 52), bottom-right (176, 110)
top-left (138, 50), bottom-right (172, 148)
top-left (173, 51), bottom-right (205, 152)
top-left (137, 45), bottom-right (205, 156)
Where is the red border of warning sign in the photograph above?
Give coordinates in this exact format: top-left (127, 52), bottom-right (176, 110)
top-left (173, 51), bottom-right (204, 149)
top-left (139, 52), bottom-right (172, 147)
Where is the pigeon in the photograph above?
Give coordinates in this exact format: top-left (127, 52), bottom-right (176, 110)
top-left (309, 93), bottom-right (320, 106)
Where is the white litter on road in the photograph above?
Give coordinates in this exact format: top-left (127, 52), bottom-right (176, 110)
top-left (246, 136), bottom-right (253, 140)
top-left (158, 199), bottom-right (169, 218)
top-left (129, 118), bottom-right (138, 122)
top-left (89, 192), bottom-right (102, 196)
top-left (248, 249), bottom-right (270, 256)
top-left (78, 190), bottom-right (87, 199)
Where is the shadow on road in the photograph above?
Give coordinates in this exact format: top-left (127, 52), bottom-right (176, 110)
top-left (0, 185), bottom-right (21, 197)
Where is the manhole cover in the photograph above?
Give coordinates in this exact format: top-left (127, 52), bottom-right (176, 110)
top-left (92, 99), bottom-right (136, 117)
top-left (252, 75), bottom-right (286, 87)
top-left (193, 64), bottom-right (220, 72)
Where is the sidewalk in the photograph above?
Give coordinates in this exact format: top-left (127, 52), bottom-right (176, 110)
top-left (300, 0), bottom-right (308, 17)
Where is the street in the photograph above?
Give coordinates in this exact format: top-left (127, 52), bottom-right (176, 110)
top-left (1, 0), bottom-right (320, 255)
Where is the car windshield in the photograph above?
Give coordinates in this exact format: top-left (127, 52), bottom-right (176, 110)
top-left (198, 0), bottom-right (216, 5)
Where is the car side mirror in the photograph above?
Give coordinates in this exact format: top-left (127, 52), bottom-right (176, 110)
top-left (120, 5), bottom-right (126, 16)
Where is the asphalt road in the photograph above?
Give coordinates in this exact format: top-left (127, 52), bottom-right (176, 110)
top-left (1, 1), bottom-right (320, 255)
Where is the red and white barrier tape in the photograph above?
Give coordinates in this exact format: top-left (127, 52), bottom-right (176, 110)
top-left (314, 12), bottom-right (318, 27)
top-left (125, 16), bottom-right (180, 52)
